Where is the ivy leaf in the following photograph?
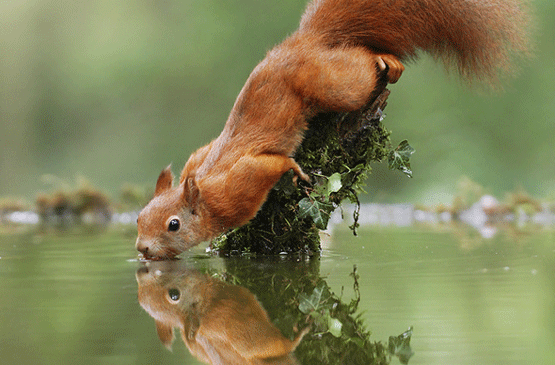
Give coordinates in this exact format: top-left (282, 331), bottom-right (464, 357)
top-left (327, 173), bottom-right (342, 193)
top-left (349, 336), bottom-right (365, 348)
top-left (388, 326), bottom-right (415, 365)
top-left (298, 197), bottom-right (333, 230)
top-left (298, 282), bottom-right (326, 314)
top-left (328, 317), bottom-right (343, 337)
top-left (388, 140), bottom-right (415, 178)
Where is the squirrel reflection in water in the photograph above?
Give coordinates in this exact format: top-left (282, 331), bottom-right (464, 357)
top-left (136, 261), bottom-right (308, 364)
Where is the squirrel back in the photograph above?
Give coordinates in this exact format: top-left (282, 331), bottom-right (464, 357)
top-left (300, 0), bottom-right (531, 82)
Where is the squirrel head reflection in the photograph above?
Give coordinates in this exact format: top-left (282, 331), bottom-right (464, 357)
top-left (136, 261), bottom-right (309, 364)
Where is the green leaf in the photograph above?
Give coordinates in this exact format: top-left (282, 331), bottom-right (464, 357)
top-left (388, 140), bottom-right (415, 178)
top-left (298, 197), bottom-right (333, 230)
top-left (388, 326), bottom-right (415, 365)
top-left (298, 282), bottom-right (326, 314)
top-left (328, 317), bottom-right (343, 337)
top-left (327, 173), bottom-right (342, 193)
top-left (349, 336), bottom-right (365, 348)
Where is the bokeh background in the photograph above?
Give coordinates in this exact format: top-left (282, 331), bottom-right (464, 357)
top-left (1, 0), bottom-right (554, 205)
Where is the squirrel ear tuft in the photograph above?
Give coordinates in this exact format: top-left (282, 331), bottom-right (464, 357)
top-left (155, 320), bottom-right (174, 351)
top-left (154, 164), bottom-right (174, 196)
top-left (183, 174), bottom-right (200, 208)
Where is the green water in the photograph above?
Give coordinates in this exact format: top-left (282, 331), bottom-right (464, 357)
top-left (0, 226), bottom-right (553, 365)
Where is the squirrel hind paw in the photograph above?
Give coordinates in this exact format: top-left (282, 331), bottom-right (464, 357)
top-left (292, 170), bottom-right (310, 186)
top-left (376, 54), bottom-right (405, 84)
top-left (290, 164), bottom-right (310, 185)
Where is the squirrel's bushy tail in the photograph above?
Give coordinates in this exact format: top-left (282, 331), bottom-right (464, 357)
top-left (299, 0), bottom-right (532, 83)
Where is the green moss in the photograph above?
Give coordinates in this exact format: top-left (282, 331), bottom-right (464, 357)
top-left (218, 259), bottom-right (411, 365)
top-left (294, 269), bottom-right (391, 365)
top-left (211, 77), bottom-right (397, 255)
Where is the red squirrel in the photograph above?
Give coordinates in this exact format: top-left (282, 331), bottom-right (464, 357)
top-left (136, 0), bottom-right (530, 259)
top-left (137, 262), bottom-right (307, 364)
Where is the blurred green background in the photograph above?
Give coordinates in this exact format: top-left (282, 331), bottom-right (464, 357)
top-left (1, 0), bottom-right (554, 205)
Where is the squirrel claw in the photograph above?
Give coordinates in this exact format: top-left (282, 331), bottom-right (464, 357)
top-left (376, 54), bottom-right (405, 84)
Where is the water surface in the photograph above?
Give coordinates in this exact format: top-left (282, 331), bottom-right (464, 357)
top-left (0, 226), bottom-right (553, 364)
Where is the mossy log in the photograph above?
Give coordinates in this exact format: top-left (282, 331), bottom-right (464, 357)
top-left (211, 74), bottom-right (394, 255)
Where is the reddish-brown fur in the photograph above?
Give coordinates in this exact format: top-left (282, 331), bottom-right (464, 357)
top-left (136, 0), bottom-right (530, 259)
top-left (137, 262), bottom-right (307, 364)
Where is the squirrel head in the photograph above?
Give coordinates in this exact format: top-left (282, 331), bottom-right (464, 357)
top-left (136, 165), bottom-right (207, 259)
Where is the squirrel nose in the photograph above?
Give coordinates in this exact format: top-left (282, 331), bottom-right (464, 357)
top-left (135, 238), bottom-right (149, 255)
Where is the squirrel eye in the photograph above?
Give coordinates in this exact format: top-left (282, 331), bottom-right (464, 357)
top-left (168, 288), bottom-right (180, 302)
top-left (168, 218), bottom-right (180, 232)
